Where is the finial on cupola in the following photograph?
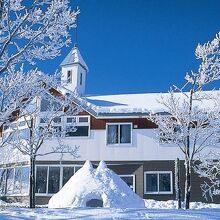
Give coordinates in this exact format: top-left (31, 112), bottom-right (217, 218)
top-left (74, 6), bottom-right (80, 48)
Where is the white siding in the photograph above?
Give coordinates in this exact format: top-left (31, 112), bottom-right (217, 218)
top-left (37, 128), bottom-right (187, 161)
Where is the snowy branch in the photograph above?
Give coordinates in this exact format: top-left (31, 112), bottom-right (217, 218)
top-left (148, 32), bottom-right (220, 207)
top-left (194, 152), bottom-right (220, 201)
top-left (0, 0), bottom-right (79, 74)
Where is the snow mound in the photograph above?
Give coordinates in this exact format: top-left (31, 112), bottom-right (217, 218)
top-left (83, 160), bottom-right (94, 172)
top-left (96, 160), bottom-right (107, 171)
top-left (48, 161), bottom-right (144, 209)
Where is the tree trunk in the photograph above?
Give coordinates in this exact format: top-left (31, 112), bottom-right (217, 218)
top-left (29, 117), bottom-right (36, 208)
top-left (184, 88), bottom-right (193, 209)
top-left (184, 157), bottom-right (191, 209)
top-left (29, 156), bottom-right (36, 208)
top-left (175, 158), bottom-right (181, 209)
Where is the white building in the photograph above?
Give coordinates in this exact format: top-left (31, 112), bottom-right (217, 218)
top-left (0, 46), bottom-right (220, 205)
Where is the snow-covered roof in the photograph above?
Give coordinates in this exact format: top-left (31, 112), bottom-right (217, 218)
top-left (85, 93), bottom-right (165, 115)
top-left (60, 46), bottom-right (88, 71)
top-left (57, 86), bottom-right (220, 117)
top-left (48, 160), bottom-right (144, 208)
top-left (83, 91), bottom-right (219, 116)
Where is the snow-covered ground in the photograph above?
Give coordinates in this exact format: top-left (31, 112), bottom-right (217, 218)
top-left (0, 200), bottom-right (220, 219)
top-left (145, 199), bottom-right (220, 209)
top-left (0, 206), bottom-right (220, 219)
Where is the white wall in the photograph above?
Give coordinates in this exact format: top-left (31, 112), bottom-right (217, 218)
top-left (37, 128), bottom-right (210, 161)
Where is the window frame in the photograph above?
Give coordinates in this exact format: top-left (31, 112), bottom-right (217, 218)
top-left (35, 165), bottom-right (57, 196)
top-left (35, 164), bottom-right (83, 196)
top-left (38, 115), bottom-right (90, 139)
top-left (0, 165), bottom-right (30, 196)
top-left (119, 174), bottom-right (135, 192)
top-left (106, 123), bottom-right (132, 146)
top-left (65, 116), bottom-right (90, 138)
top-left (144, 171), bottom-right (173, 195)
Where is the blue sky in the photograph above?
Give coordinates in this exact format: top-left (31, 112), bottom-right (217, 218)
top-left (39, 0), bottom-right (220, 95)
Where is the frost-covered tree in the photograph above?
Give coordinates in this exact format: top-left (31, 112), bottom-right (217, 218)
top-left (3, 87), bottom-right (80, 208)
top-left (0, 67), bottom-right (58, 127)
top-left (0, 0), bottom-right (79, 74)
top-left (0, 0), bottom-right (78, 127)
top-left (194, 152), bottom-right (220, 201)
top-left (0, 1), bottom-right (80, 207)
top-left (149, 33), bottom-right (220, 209)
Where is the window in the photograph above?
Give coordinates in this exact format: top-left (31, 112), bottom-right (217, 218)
top-left (62, 167), bottom-right (75, 186)
top-left (107, 123), bottom-right (132, 145)
top-left (65, 116), bottom-right (90, 137)
top-left (5, 168), bottom-right (14, 194)
top-left (79, 117), bottom-right (88, 123)
top-left (35, 166), bottom-right (48, 194)
top-left (75, 166), bottom-right (81, 173)
top-left (21, 167), bottom-right (29, 194)
top-left (48, 167), bottom-right (60, 194)
top-left (13, 167), bottom-right (22, 194)
top-left (67, 116), bottom-right (88, 124)
top-left (40, 97), bottom-right (62, 112)
top-left (66, 126), bottom-right (89, 137)
top-left (35, 165), bottom-right (82, 195)
top-left (80, 73), bottom-right (83, 85)
top-left (52, 117), bottom-right (61, 124)
top-left (0, 166), bottom-right (29, 196)
top-left (40, 99), bottom-right (50, 112)
top-left (67, 70), bottom-right (72, 83)
top-left (39, 115), bottom-right (90, 138)
top-left (0, 169), bottom-right (6, 194)
top-left (144, 171), bottom-right (172, 194)
top-left (62, 166), bottom-right (82, 186)
top-left (51, 126), bottom-right (62, 137)
top-left (119, 175), bottom-right (135, 192)
top-left (67, 117), bottom-right (77, 124)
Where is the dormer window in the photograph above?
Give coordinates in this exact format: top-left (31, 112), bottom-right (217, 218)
top-left (67, 70), bottom-right (72, 83)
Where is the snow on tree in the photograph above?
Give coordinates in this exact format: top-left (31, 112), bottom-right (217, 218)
top-left (0, 0), bottom-right (79, 74)
top-left (148, 32), bottom-right (220, 209)
top-left (0, 0), bottom-right (78, 129)
top-left (3, 86), bottom-right (81, 208)
top-left (175, 158), bottom-right (181, 209)
top-left (194, 152), bottom-right (220, 201)
top-left (0, 67), bottom-right (58, 129)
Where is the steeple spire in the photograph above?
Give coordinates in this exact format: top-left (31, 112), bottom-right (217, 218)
top-left (74, 6), bottom-right (79, 48)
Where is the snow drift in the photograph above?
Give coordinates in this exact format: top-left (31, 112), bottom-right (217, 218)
top-left (48, 160), bottom-right (144, 208)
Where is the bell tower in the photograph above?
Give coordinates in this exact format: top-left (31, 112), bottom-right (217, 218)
top-left (60, 46), bottom-right (88, 96)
